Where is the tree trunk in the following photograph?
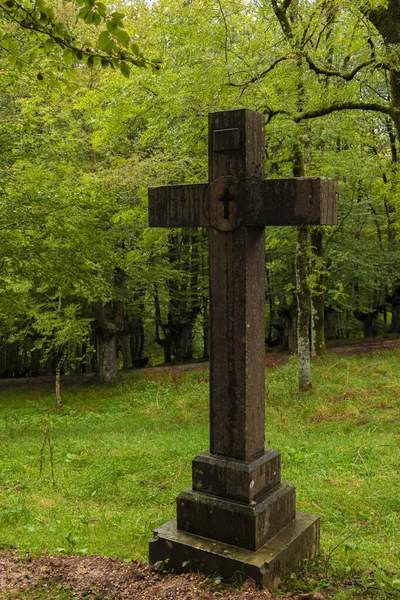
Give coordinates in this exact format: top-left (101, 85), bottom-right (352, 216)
top-left (154, 293), bottom-right (173, 364)
top-left (293, 118), bottom-right (312, 389)
top-left (95, 300), bottom-right (119, 383)
top-left (96, 330), bottom-right (118, 382)
top-left (280, 309), bottom-right (297, 353)
top-left (296, 226), bottom-right (312, 391)
top-left (171, 322), bottom-right (193, 361)
top-left (310, 228), bottom-right (326, 355)
top-left (325, 309), bottom-right (338, 340)
top-left (365, 1), bottom-right (400, 138)
top-left (55, 360), bottom-right (63, 410)
top-left (364, 313), bottom-right (378, 338)
top-left (390, 286), bottom-right (400, 332)
top-left (354, 310), bottom-right (379, 338)
top-left (121, 333), bottom-right (133, 370)
top-left (30, 348), bottom-right (41, 376)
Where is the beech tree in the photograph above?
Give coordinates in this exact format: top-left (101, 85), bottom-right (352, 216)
top-left (1, 0), bottom-right (400, 385)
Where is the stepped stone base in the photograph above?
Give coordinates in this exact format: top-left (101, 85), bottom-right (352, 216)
top-left (149, 512), bottom-right (320, 588)
top-left (177, 482), bottom-right (295, 551)
top-left (192, 449), bottom-right (281, 503)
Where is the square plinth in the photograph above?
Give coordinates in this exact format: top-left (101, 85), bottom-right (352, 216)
top-left (149, 512), bottom-right (320, 588)
top-left (177, 482), bottom-right (295, 551)
top-left (192, 449), bottom-right (281, 503)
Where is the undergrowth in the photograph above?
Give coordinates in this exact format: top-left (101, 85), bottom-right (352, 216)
top-left (0, 351), bottom-right (399, 598)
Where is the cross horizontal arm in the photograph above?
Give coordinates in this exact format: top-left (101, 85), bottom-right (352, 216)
top-left (243, 177), bottom-right (338, 226)
top-left (148, 184), bottom-right (209, 228)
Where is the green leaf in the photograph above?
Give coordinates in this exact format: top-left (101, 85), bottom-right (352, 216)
top-left (115, 28), bottom-right (130, 48)
top-left (78, 6), bottom-right (91, 20)
top-left (64, 70), bottom-right (78, 82)
top-left (119, 61), bottom-right (130, 78)
top-left (106, 19), bottom-right (118, 34)
top-left (28, 48), bottom-right (38, 62)
top-left (53, 22), bottom-right (68, 36)
top-left (1, 33), bottom-right (11, 49)
top-left (44, 38), bottom-right (55, 53)
top-left (98, 30), bottom-right (111, 51)
top-left (43, 7), bottom-right (55, 20)
top-left (96, 2), bottom-right (107, 17)
top-left (111, 11), bottom-right (125, 19)
top-left (87, 55), bottom-right (94, 68)
top-left (83, 11), bottom-right (94, 24)
top-left (130, 43), bottom-right (139, 55)
top-left (63, 48), bottom-right (74, 66)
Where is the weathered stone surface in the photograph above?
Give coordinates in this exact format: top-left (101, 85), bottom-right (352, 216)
top-left (213, 127), bottom-right (241, 152)
top-left (147, 108), bottom-right (335, 587)
top-left (192, 449), bottom-right (281, 503)
top-left (148, 178), bottom-right (338, 229)
top-left (177, 482), bottom-right (295, 551)
top-left (149, 513), bottom-right (320, 588)
top-left (208, 110), bottom-right (266, 463)
top-left (243, 178), bottom-right (338, 227)
top-left (148, 183), bottom-right (208, 228)
top-left (209, 225), bottom-right (266, 461)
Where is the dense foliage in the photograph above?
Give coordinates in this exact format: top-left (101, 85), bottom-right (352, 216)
top-left (1, 0), bottom-right (400, 382)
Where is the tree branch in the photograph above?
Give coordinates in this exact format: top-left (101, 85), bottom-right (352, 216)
top-left (225, 54), bottom-right (296, 87)
top-left (271, 0), bottom-right (293, 40)
top-left (305, 54), bottom-right (377, 81)
top-left (262, 101), bottom-right (393, 124)
top-left (0, 3), bottom-right (152, 69)
top-left (216, 0), bottom-right (228, 65)
top-left (294, 101), bottom-right (393, 122)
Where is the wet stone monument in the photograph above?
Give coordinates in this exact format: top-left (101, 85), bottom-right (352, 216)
top-left (148, 109), bottom-right (338, 587)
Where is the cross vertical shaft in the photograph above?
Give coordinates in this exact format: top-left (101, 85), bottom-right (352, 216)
top-left (208, 110), bottom-right (266, 461)
top-left (148, 108), bottom-right (337, 586)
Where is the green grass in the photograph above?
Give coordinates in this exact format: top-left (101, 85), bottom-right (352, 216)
top-left (0, 583), bottom-right (79, 600)
top-left (0, 352), bottom-right (399, 597)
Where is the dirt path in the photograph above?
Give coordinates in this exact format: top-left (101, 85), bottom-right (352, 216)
top-left (0, 551), bottom-right (328, 599)
top-left (1, 336), bottom-right (400, 391)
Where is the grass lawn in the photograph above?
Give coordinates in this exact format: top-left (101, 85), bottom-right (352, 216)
top-left (0, 351), bottom-right (399, 597)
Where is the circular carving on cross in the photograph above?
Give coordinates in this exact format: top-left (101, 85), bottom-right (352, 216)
top-left (205, 176), bottom-right (240, 231)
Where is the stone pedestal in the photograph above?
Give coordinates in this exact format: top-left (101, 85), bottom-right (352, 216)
top-left (149, 513), bottom-right (320, 588)
top-left (149, 449), bottom-right (320, 585)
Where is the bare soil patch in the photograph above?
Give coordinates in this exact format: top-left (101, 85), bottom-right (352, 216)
top-left (0, 551), bottom-right (327, 599)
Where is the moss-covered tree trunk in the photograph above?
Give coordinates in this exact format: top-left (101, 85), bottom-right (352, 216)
top-left (296, 225), bottom-right (312, 391)
top-left (310, 228), bottom-right (326, 355)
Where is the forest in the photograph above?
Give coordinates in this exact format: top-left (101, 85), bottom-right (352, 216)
top-left (1, 0), bottom-right (400, 384)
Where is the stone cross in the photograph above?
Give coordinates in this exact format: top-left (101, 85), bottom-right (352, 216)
top-left (148, 109), bottom-right (337, 587)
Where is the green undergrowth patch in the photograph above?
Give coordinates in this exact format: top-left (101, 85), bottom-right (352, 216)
top-left (0, 582), bottom-right (79, 600)
top-left (265, 351), bottom-right (400, 580)
top-left (0, 352), bottom-right (399, 593)
top-left (0, 372), bottom-right (208, 560)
